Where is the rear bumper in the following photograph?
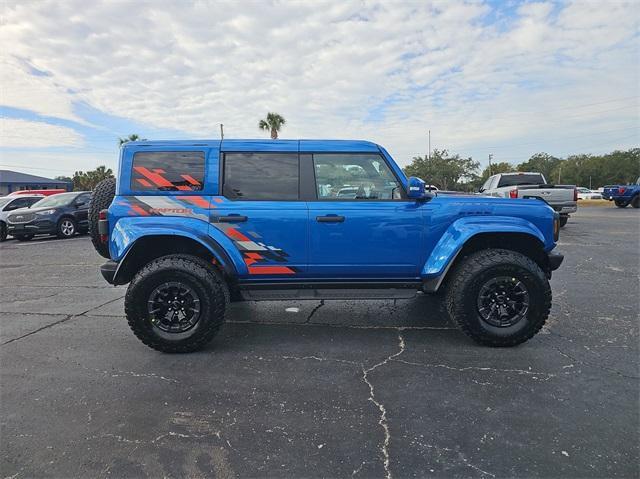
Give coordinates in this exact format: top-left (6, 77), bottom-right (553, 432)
top-left (551, 203), bottom-right (577, 214)
top-left (100, 260), bottom-right (118, 284)
top-left (547, 251), bottom-right (564, 271)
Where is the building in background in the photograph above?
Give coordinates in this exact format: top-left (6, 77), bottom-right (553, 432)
top-left (0, 170), bottom-right (70, 196)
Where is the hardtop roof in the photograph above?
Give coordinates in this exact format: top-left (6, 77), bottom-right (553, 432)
top-left (122, 139), bottom-right (381, 152)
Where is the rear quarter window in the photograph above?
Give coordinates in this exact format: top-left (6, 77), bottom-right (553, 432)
top-left (497, 174), bottom-right (545, 187)
top-left (131, 151), bottom-right (205, 192)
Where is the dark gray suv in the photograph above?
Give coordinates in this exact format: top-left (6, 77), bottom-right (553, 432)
top-left (6, 191), bottom-right (91, 240)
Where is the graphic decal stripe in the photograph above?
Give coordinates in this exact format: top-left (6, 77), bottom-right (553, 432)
top-left (133, 166), bottom-right (174, 188)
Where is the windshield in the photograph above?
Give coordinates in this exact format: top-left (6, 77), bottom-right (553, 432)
top-left (0, 198), bottom-right (12, 209)
top-left (32, 193), bottom-right (77, 208)
top-left (497, 174), bottom-right (545, 187)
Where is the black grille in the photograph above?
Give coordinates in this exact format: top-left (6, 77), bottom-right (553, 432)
top-left (8, 212), bottom-right (36, 223)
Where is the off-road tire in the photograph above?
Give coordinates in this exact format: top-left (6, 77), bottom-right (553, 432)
top-left (631, 195), bottom-right (639, 209)
top-left (614, 199), bottom-right (628, 208)
top-left (559, 215), bottom-right (568, 227)
top-left (125, 254), bottom-right (229, 353)
top-left (57, 217), bottom-right (77, 238)
top-left (15, 234), bottom-right (34, 241)
top-left (89, 177), bottom-right (116, 258)
top-left (445, 248), bottom-right (551, 347)
top-left (0, 222), bottom-right (6, 242)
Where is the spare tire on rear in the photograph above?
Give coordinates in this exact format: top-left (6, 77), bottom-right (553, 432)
top-left (89, 177), bottom-right (116, 259)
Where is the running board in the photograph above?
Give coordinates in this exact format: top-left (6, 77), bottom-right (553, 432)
top-left (238, 281), bottom-right (421, 301)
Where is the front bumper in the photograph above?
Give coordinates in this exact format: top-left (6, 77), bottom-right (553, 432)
top-left (7, 220), bottom-right (56, 236)
top-left (547, 251), bottom-right (564, 271)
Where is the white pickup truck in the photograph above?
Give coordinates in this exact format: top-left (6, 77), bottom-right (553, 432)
top-left (479, 172), bottom-right (577, 226)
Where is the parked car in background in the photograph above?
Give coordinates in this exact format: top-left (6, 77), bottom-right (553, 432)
top-left (6, 191), bottom-right (92, 240)
top-left (576, 187), bottom-right (602, 200)
top-left (602, 178), bottom-right (640, 208)
top-left (0, 195), bottom-right (44, 241)
top-left (7, 189), bottom-right (67, 197)
top-left (479, 172), bottom-right (577, 226)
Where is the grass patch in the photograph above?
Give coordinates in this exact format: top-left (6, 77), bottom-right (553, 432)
top-left (578, 199), bottom-right (612, 207)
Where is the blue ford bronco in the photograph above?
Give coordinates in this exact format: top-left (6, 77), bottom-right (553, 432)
top-left (89, 139), bottom-right (563, 352)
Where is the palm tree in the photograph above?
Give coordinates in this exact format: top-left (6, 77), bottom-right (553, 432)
top-left (119, 134), bottom-right (144, 145)
top-left (258, 112), bottom-right (286, 139)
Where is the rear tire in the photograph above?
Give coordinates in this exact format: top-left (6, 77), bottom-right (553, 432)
top-left (89, 177), bottom-right (116, 258)
top-left (559, 215), bottom-right (568, 227)
top-left (445, 249), bottom-right (551, 347)
top-left (614, 199), bottom-right (628, 208)
top-left (125, 255), bottom-right (228, 353)
top-left (631, 196), bottom-right (639, 209)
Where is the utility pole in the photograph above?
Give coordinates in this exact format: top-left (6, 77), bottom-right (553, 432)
top-left (488, 154), bottom-right (493, 176)
top-left (428, 130), bottom-right (431, 160)
top-left (220, 123), bottom-right (224, 140)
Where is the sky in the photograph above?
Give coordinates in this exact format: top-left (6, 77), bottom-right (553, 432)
top-left (0, 0), bottom-right (638, 179)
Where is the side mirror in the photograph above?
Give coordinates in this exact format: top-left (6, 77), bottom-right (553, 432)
top-left (407, 177), bottom-right (427, 199)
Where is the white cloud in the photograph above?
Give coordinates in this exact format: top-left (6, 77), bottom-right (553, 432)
top-left (0, 0), bottom-right (638, 168)
top-left (0, 118), bottom-right (83, 148)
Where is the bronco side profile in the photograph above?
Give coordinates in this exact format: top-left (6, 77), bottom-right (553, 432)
top-left (91, 139), bottom-right (563, 353)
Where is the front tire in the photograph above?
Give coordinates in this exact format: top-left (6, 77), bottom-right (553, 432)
top-left (445, 249), bottom-right (551, 347)
top-left (125, 255), bottom-right (228, 353)
top-left (57, 217), bottom-right (77, 238)
top-left (631, 196), bottom-right (639, 209)
top-left (614, 199), bottom-right (628, 208)
top-left (0, 222), bottom-right (7, 242)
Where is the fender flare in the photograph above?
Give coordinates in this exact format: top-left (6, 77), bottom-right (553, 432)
top-left (421, 216), bottom-right (546, 292)
top-left (109, 216), bottom-right (246, 283)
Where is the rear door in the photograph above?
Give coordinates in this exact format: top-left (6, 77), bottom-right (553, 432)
top-left (72, 193), bottom-right (92, 229)
top-left (214, 143), bottom-right (307, 279)
top-left (305, 152), bottom-right (423, 278)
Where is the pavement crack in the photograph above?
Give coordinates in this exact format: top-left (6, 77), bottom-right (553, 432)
top-left (391, 358), bottom-right (556, 380)
top-left (305, 300), bottom-right (325, 323)
top-left (361, 331), bottom-right (406, 479)
top-left (1, 295), bottom-right (124, 346)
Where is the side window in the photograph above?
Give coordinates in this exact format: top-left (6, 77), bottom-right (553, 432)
top-left (313, 154), bottom-right (402, 200)
top-left (6, 198), bottom-right (31, 210)
top-left (76, 194), bottom-right (91, 206)
top-left (26, 197), bottom-right (42, 207)
top-left (131, 151), bottom-right (205, 192)
top-left (223, 153), bottom-right (299, 200)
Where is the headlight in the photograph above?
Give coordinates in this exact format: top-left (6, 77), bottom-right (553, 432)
top-left (36, 209), bottom-right (56, 216)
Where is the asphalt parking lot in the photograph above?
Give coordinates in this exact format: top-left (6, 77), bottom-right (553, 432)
top-left (1, 207), bottom-right (638, 478)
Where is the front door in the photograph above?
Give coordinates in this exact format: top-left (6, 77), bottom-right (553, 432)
top-left (306, 153), bottom-right (423, 279)
top-left (213, 149), bottom-right (307, 279)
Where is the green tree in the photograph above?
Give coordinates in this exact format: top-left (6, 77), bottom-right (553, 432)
top-left (403, 149), bottom-right (480, 190)
top-left (72, 166), bottom-right (114, 191)
top-left (119, 134), bottom-right (145, 145)
top-left (258, 112), bottom-right (286, 139)
top-left (517, 153), bottom-right (561, 182)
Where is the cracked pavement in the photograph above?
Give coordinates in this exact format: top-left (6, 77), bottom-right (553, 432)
top-left (1, 207), bottom-right (638, 478)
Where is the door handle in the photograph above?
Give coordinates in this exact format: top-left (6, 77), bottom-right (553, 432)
top-left (316, 215), bottom-right (345, 223)
top-left (216, 215), bottom-right (248, 223)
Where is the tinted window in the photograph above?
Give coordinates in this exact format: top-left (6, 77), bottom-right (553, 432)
top-left (497, 174), bottom-right (545, 187)
top-left (223, 153), bottom-right (299, 200)
top-left (313, 154), bottom-right (402, 200)
top-left (131, 151), bottom-right (205, 192)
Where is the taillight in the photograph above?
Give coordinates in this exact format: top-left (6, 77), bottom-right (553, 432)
top-left (619, 187), bottom-right (626, 194)
top-left (553, 215), bottom-right (560, 242)
top-left (573, 188), bottom-right (578, 202)
top-left (98, 209), bottom-right (108, 242)
top-left (509, 188), bottom-right (518, 199)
